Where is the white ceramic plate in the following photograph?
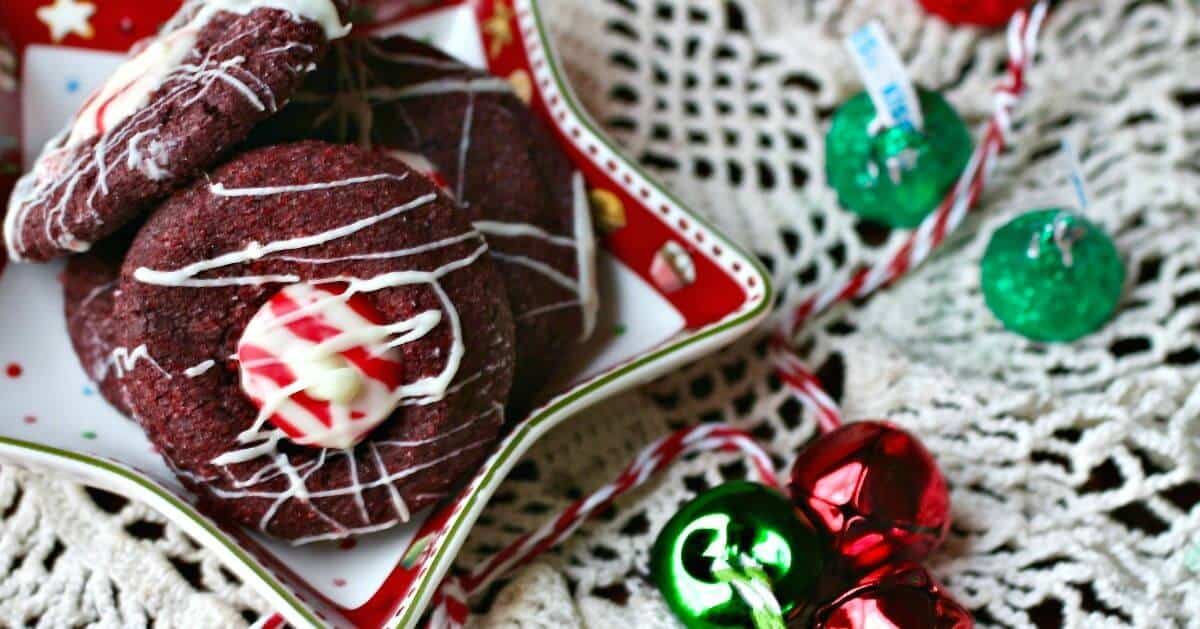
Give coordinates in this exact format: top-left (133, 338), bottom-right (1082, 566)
top-left (0, 1), bottom-right (772, 626)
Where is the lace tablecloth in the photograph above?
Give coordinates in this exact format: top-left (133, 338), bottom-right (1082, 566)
top-left (3, 0), bottom-right (1199, 626)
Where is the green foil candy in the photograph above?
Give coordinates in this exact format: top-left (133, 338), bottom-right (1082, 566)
top-left (825, 87), bottom-right (973, 228)
top-left (650, 481), bottom-right (823, 629)
top-left (981, 209), bottom-right (1125, 342)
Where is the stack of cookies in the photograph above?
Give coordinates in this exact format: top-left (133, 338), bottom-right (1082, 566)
top-left (8, 0), bottom-right (598, 544)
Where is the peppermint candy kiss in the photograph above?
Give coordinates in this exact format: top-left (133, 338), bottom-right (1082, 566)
top-left (65, 25), bottom-right (198, 149)
top-left (237, 283), bottom-right (409, 450)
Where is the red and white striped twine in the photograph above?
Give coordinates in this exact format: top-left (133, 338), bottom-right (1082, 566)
top-left (772, 2), bottom-right (1047, 427)
top-left (429, 423), bottom-right (779, 628)
top-left (248, 613), bottom-right (286, 629)
top-left (771, 349), bottom-right (843, 434)
top-left (421, 4), bottom-right (1049, 628)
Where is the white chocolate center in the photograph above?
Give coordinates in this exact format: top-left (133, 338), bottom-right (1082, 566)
top-left (295, 353), bottom-right (362, 403)
top-left (236, 283), bottom-right (407, 450)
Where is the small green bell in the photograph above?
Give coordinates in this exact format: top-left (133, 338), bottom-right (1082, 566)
top-left (981, 208), bottom-right (1125, 342)
top-left (651, 481), bottom-right (824, 629)
top-left (825, 87), bottom-right (973, 228)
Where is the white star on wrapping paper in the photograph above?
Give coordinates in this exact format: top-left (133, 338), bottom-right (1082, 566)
top-left (37, 0), bottom-right (97, 43)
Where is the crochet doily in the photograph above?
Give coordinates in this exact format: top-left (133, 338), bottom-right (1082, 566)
top-left (3, 0), bottom-right (1199, 626)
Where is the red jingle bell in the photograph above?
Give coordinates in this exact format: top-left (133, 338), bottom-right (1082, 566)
top-left (788, 421), bottom-right (950, 573)
top-left (815, 562), bottom-right (972, 629)
top-left (917, 0), bottom-right (1029, 28)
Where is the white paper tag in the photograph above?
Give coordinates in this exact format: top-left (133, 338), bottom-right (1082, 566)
top-left (1007, 140), bottom-right (1092, 214)
top-left (1060, 139), bottom-right (1090, 210)
top-left (845, 22), bottom-right (923, 131)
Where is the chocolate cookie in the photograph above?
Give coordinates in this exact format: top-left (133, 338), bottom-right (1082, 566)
top-left (116, 141), bottom-right (515, 542)
top-left (258, 35), bottom-right (598, 411)
top-left (62, 232), bottom-right (138, 416)
top-left (5, 0), bottom-right (348, 262)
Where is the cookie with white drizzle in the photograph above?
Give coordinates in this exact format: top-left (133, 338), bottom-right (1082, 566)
top-left (116, 141), bottom-right (515, 542)
top-left (4, 0), bottom-right (350, 262)
top-left (256, 34), bottom-right (598, 412)
top-left (62, 229), bottom-right (149, 417)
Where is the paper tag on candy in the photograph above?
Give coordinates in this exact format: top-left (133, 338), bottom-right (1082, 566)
top-left (1018, 139), bottom-right (1093, 214)
top-left (236, 283), bottom-right (410, 450)
top-left (1060, 139), bottom-right (1090, 211)
top-left (845, 22), bottom-right (923, 132)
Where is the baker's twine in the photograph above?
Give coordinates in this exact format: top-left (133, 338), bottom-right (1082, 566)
top-left (257, 5), bottom-right (1049, 628)
top-left (424, 4), bottom-right (1048, 627)
top-left (428, 423), bottom-right (780, 628)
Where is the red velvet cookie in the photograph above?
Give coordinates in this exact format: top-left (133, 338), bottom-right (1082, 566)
top-left (62, 232), bottom-right (138, 416)
top-left (258, 35), bottom-right (598, 411)
top-left (5, 0), bottom-right (348, 262)
top-left (116, 141), bottom-right (515, 542)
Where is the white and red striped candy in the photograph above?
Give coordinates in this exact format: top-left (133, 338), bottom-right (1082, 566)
top-left (66, 24), bottom-right (198, 149)
top-left (237, 283), bottom-right (405, 450)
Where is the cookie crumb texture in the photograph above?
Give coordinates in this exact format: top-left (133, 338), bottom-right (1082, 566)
top-left (116, 142), bottom-right (515, 542)
top-left (7, 6), bottom-right (328, 261)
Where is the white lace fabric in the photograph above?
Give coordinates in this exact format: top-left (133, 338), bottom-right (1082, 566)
top-left (0, 466), bottom-right (268, 627)
top-left (3, 0), bottom-right (1199, 627)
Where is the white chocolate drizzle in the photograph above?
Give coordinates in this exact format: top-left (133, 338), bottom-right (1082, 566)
top-left (490, 251), bottom-right (582, 294)
top-left (5, 0), bottom-right (347, 261)
top-left (474, 220), bottom-right (579, 248)
top-left (67, 279), bottom-right (143, 416)
top-left (286, 40), bottom-right (600, 339)
top-left (97, 345), bottom-right (171, 381)
top-left (273, 230), bottom-right (480, 265)
top-left (456, 91), bottom-right (476, 202)
top-left (132, 171), bottom-right (506, 540)
top-left (201, 402), bottom-right (504, 544)
top-left (361, 77), bottom-right (513, 103)
top-left (134, 191), bottom-right (435, 287)
top-left (517, 299), bottom-right (583, 321)
top-left (209, 172), bottom-right (407, 197)
top-left (183, 360), bottom-right (216, 378)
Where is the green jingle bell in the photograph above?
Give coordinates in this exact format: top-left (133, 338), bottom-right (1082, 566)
top-left (981, 208), bottom-right (1125, 342)
top-left (825, 87), bottom-right (973, 228)
top-left (651, 481), bottom-right (824, 629)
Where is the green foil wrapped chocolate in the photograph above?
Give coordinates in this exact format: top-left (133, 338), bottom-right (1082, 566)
top-left (825, 87), bottom-right (972, 228)
top-left (981, 209), bottom-right (1125, 342)
top-left (651, 481), bottom-right (823, 629)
